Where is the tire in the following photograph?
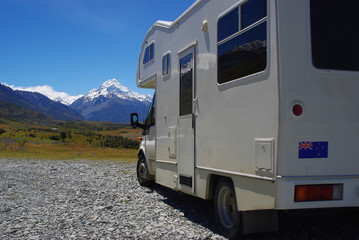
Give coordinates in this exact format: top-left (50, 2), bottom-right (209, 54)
top-left (136, 155), bottom-right (154, 187)
top-left (214, 178), bottom-right (242, 239)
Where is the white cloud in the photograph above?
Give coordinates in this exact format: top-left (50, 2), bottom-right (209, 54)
top-left (10, 85), bottom-right (83, 106)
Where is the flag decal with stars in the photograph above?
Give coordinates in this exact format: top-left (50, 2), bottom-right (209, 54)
top-left (298, 141), bottom-right (328, 159)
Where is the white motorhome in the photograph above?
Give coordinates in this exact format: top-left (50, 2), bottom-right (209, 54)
top-left (130, 0), bottom-right (359, 237)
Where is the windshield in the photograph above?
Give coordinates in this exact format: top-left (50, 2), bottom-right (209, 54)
top-left (146, 93), bottom-right (155, 126)
top-left (310, 0), bottom-right (359, 71)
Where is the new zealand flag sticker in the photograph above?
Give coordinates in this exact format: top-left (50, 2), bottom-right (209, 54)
top-left (299, 142), bottom-right (328, 159)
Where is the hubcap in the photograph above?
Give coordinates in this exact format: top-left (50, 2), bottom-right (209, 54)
top-left (217, 186), bottom-right (236, 228)
top-left (138, 161), bottom-right (147, 181)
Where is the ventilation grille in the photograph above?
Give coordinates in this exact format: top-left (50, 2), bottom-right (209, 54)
top-left (179, 174), bottom-right (192, 188)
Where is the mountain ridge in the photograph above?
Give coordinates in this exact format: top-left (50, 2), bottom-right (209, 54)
top-left (1, 79), bottom-right (153, 123)
top-left (10, 84), bottom-right (83, 106)
top-left (70, 79), bottom-right (152, 123)
top-left (83, 79), bottom-right (152, 103)
top-left (0, 84), bottom-right (84, 121)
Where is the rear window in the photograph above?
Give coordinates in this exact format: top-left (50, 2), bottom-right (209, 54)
top-left (310, 1), bottom-right (359, 71)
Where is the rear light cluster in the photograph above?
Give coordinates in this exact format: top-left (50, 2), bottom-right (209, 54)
top-left (295, 184), bottom-right (343, 202)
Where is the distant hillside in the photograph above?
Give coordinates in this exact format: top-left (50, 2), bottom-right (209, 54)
top-left (0, 102), bottom-right (54, 124)
top-left (16, 90), bottom-right (84, 121)
top-left (0, 84), bottom-right (34, 110)
top-left (0, 84), bottom-right (84, 121)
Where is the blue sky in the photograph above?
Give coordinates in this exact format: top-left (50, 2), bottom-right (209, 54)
top-left (0, 0), bottom-right (196, 96)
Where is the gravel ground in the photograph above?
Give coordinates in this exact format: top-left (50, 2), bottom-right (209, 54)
top-left (0, 158), bottom-right (358, 240)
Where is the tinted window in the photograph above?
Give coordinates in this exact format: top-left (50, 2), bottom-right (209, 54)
top-left (162, 53), bottom-right (170, 76)
top-left (149, 44), bottom-right (154, 61)
top-left (143, 47), bottom-right (150, 64)
top-left (241, 0), bottom-right (267, 29)
top-left (180, 53), bottom-right (193, 116)
top-left (218, 7), bottom-right (239, 42)
top-left (143, 43), bottom-right (154, 65)
top-left (218, 22), bottom-right (267, 84)
top-left (310, 1), bottom-right (359, 71)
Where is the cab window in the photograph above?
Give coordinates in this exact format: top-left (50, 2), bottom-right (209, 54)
top-left (146, 94), bottom-right (156, 126)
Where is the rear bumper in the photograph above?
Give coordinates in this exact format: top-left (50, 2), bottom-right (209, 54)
top-left (275, 176), bottom-right (359, 209)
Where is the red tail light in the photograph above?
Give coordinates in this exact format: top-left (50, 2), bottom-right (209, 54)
top-left (295, 184), bottom-right (343, 202)
top-left (293, 104), bottom-right (303, 116)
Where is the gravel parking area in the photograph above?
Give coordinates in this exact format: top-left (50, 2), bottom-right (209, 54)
top-left (0, 158), bottom-right (358, 240)
top-left (0, 158), bottom-right (224, 240)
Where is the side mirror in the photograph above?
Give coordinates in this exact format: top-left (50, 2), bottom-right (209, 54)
top-left (130, 113), bottom-right (139, 128)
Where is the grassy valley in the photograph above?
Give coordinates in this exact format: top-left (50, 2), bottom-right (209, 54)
top-left (0, 118), bottom-right (142, 162)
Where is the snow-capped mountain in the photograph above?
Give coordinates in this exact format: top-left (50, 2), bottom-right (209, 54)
top-left (84, 79), bottom-right (152, 103)
top-left (70, 79), bottom-right (153, 123)
top-left (3, 79), bottom-right (153, 123)
top-left (11, 85), bottom-right (83, 106)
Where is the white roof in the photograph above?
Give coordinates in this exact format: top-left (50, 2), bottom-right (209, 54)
top-left (147, 0), bottom-right (203, 33)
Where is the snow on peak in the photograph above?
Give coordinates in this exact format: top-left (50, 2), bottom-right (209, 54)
top-left (10, 84), bottom-right (83, 105)
top-left (85, 79), bottom-right (152, 102)
top-left (4, 78), bottom-right (152, 106)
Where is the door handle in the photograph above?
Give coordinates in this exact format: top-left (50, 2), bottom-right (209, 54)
top-left (193, 97), bottom-right (199, 117)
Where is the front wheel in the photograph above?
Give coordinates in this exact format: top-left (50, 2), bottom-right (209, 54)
top-left (214, 178), bottom-right (242, 238)
top-left (136, 155), bottom-right (154, 187)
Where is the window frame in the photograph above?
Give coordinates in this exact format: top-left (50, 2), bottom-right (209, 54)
top-left (217, 0), bottom-right (269, 86)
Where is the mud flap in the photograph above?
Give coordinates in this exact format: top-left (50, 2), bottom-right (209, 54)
top-left (242, 210), bottom-right (278, 234)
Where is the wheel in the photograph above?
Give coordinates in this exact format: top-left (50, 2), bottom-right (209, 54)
top-left (214, 178), bottom-right (242, 238)
top-left (136, 155), bottom-right (154, 187)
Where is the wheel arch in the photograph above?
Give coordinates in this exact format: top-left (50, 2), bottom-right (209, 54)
top-left (138, 148), bottom-right (145, 158)
top-left (208, 174), bottom-right (235, 200)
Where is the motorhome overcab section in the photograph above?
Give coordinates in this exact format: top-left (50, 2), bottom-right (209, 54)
top-left (130, 0), bottom-right (359, 238)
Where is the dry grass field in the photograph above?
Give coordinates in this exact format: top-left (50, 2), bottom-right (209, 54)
top-left (0, 119), bottom-right (142, 162)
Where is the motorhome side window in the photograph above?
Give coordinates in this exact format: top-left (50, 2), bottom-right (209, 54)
top-left (180, 53), bottom-right (193, 116)
top-left (162, 53), bottom-right (170, 76)
top-left (310, 0), bottom-right (359, 71)
top-left (143, 43), bottom-right (154, 65)
top-left (217, 0), bottom-right (267, 84)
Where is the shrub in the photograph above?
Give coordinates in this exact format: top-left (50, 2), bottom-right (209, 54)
top-left (17, 138), bottom-right (26, 151)
top-left (60, 132), bottom-right (67, 141)
top-left (50, 135), bottom-right (60, 141)
top-left (101, 136), bottom-right (139, 149)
